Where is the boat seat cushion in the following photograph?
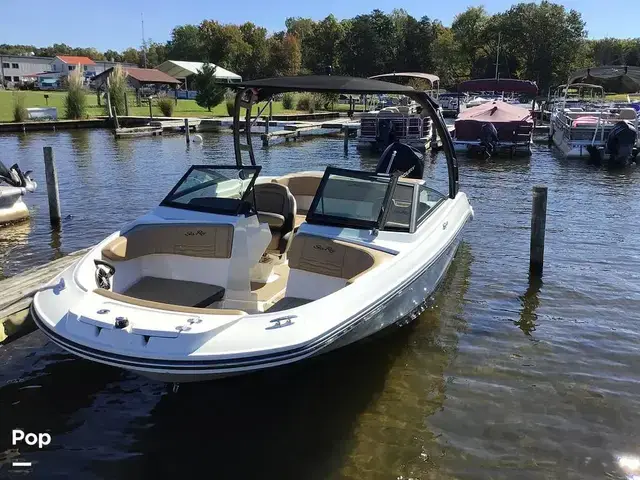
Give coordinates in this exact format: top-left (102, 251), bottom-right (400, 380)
top-left (266, 296), bottom-right (312, 312)
top-left (273, 172), bottom-right (323, 214)
top-left (251, 183), bottom-right (296, 255)
top-left (122, 276), bottom-right (225, 308)
top-left (287, 234), bottom-right (392, 284)
top-left (101, 224), bottom-right (234, 261)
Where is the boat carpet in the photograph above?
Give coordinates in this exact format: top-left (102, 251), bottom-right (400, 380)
top-left (123, 276), bottom-right (225, 308)
top-left (266, 296), bottom-right (312, 313)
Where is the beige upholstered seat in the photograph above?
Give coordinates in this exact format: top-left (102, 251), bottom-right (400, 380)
top-left (287, 234), bottom-right (392, 284)
top-left (101, 224), bottom-right (234, 261)
top-left (273, 172), bottom-right (323, 217)
top-left (123, 277), bottom-right (225, 307)
top-left (252, 183), bottom-right (296, 255)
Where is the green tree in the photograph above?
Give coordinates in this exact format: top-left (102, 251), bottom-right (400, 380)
top-left (167, 25), bottom-right (205, 61)
top-left (103, 49), bottom-right (122, 62)
top-left (451, 7), bottom-right (490, 78)
top-left (238, 22), bottom-right (269, 79)
top-left (307, 15), bottom-right (345, 73)
top-left (121, 48), bottom-right (140, 65)
top-left (193, 63), bottom-right (226, 111)
top-left (266, 34), bottom-right (302, 76)
top-left (199, 20), bottom-right (250, 72)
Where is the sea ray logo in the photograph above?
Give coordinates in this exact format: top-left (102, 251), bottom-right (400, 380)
top-left (313, 244), bottom-right (335, 254)
top-left (185, 230), bottom-right (206, 236)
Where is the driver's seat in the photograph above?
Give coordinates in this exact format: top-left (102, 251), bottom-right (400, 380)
top-left (252, 182), bottom-right (297, 256)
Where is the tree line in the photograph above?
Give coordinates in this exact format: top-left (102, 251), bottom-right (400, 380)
top-left (2, 2), bottom-right (640, 93)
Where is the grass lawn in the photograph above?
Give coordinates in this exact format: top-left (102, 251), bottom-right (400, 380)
top-left (0, 90), bottom-right (366, 123)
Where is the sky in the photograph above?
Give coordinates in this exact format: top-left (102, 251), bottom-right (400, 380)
top-left (1, 0), bottom-right (633, 52)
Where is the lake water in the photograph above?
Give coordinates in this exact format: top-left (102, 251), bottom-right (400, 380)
top-left (2, 129), bottom-right (640, 479)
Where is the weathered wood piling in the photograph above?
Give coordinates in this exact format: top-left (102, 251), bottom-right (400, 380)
top-left (43, 146), bottom-right (61, 226)
top-left (529, 185), bottom-right (548, 277)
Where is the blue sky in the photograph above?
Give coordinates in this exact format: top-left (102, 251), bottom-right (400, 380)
top-left (2, 0), bottom-right (631, 51)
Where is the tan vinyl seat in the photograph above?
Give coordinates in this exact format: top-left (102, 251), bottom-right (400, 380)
top-left (287, 234), bottom-right (392, 284)
top-left (252, 183), bottom-right (296, 255)
top-left (101, 224), bottom-right (234, 261)
top-left (273, 172), bottom-right (323, 223)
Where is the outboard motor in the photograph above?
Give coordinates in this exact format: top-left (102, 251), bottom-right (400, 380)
top-left (376, 141), bottom-right (424, 180)
top-left (0, 160), bottom-right (36, 192)
top-left (606, 120), bottom-right (637, 166)
top-left (376, 119), bottom-right (395, 150)
top-left (479, 123), bottom-right (498, 156)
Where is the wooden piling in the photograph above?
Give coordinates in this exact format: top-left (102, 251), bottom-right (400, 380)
top-left (124, 92), bottom-right (130, 116)
top-left (43, 146), bottom-right (61, 226)
top-left (343, 125), bottom-right (349, 152)
top-left (184, 118), bottom-right (190, 143)
top-left (112, 106), bottom-right (120, 130)
top-left (529, 185), bottom-right (548, 277)
top-left (105, 78), bottom-right (112, 119)
top-left (148, 97), bottom-right (153, 120)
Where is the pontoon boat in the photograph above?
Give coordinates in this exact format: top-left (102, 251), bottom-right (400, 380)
top-left (31, 76), bottom-right (473, 382)
top-left (550, 66), bottom-right (640, 166)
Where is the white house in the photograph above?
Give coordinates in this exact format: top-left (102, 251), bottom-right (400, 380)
top-left (50, 55), bottom-right (97, 78)
top-left (0, 54), bottom-right (53, 86)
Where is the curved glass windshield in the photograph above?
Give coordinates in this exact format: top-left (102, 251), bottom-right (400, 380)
top-left (161, 165), bottom-right (261, 215)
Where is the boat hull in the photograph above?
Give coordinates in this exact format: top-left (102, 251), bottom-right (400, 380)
top-left (31, 228), bottom-right (466, 383)
top-left (0, 197), bottom-right (30, 224)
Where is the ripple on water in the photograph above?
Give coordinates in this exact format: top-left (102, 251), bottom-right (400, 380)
top-left (2, 134), bottom-right (640, 479)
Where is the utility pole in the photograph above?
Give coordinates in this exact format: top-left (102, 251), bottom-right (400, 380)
top-left (141, 13), bottom-right (147, 68)
top-left (495, 32), bottom-right (501, 80)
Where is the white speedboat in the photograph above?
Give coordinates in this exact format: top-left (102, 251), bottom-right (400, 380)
top-left (0, 161), bottom-right (37, 225)
top-left (32, 76), bottom-right (474, 383)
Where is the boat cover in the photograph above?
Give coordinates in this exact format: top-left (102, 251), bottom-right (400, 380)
top-left (455, 101), bottom-right (533, 142)
top-left (457, 78), bottom-right (538, 95)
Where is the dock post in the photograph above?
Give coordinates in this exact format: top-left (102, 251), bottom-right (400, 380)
top-left (529, 186), bottom-right (548, 277)
top-left (105, 79), bottom-right (112, 120)
top-left (112, 106), bottom-right (120, 130)
top-left (148, 98), bottom-right (153, 120)
top-left (184, 118), bottom-right (190, 144)
top-left (43, 146), bottom-right (61, 226)
top-left (343, 125), bottom-right (349, 153)
top-left (262, 134), bottom-right (269, 147)
top-left (124, 92), bottom-right (129, 116)
top-left (268, 100), bottom-right (273, 121)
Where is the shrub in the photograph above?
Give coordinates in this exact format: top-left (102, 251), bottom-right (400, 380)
top-left (315, 93), bottom-right (339, 110)
top-left (64, 69), bottom-right (87, 119)
top-left (296, 93), bottom-right (316, 113)
top-left (282, 92), bottom-right (295, 110)
top-left (12, 92), bottom-right (28, 122)
top-left (156, 95), bottom-right (174, 117)
top-left (107, 64), bottom-right (129, 116)
top-left (225, 92), bottom-right (235, 116)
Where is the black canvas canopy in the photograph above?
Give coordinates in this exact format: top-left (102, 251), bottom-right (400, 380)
top-left (568, 66), bottom-right (640, 93)
top-left (457, 78), bottom-right (538, 95)
top-left (226, 75), bottom-right (460, 199)
top-left (226, 75), bottom-right (416, 101)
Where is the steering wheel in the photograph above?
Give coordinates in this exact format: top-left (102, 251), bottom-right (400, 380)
top-left (94, 259), bottom-right (115, 290)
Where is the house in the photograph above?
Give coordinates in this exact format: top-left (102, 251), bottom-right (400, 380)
top-left (91, 67), bottom-right (181, 98)
top-left (50, 55), bottom-right (98, 79)
top-left (0, 54), bottom-right (54, 86)
top-left (155, 61), bottom-right (242, 91)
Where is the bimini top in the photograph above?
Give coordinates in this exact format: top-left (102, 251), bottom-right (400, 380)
top-left (568, 66), bottom-right (640, 93)
top-left (369, 72), bottom-right (440, 86)
top-left (226, 75), bottom-right (416, 99)
top-left (457, 78), bottom-right (538, 95)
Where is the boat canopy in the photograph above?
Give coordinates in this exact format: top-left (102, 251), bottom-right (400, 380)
top-left (369, 72), bottom-right (440, 87)
top-left (457, 78), bottom-right (538, 95)
top-left (225, 75), bottom-right (460, 199)
top-left (457, 100), bottom-right (533, 122)
top-left (568, 66), bottom-right (640, 93)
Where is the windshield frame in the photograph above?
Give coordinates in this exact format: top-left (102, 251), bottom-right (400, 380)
top-left (305, 167), bottom-right (400, 230)
top-left (160, 164), bottom-right (262, 216)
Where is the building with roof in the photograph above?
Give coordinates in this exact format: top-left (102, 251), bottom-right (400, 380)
top-left (0, 54), bottom-right (54, 86)
top-left (155, 61), bottom-right (242, 90)
top-left (91, 66), bottom-right (181, 96)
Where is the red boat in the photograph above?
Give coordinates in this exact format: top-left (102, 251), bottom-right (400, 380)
top-left (454, 100), bottom-right (534, 155)
top-left (453, 78), bottom-right (538, 156)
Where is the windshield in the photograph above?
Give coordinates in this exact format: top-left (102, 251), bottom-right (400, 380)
top-left (161, 165), bottom-right (261, 215)
top-left (306, 168), bottom-right (397, 229)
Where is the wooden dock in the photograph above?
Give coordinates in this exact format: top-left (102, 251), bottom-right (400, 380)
top-left (0, 249), bottom-right (89, 344)
top-left (114, 126), bottom-right (163, 138)
top-left (261, 120), bottom-right (360, 146)
top-left (150, 118), bottom-right (201, 132)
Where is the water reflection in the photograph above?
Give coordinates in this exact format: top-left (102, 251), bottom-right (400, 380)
top-left (515, 275), bottom-right (542, 336)
top-left (68, 131), bottom-right (92, 164)
top-left (0, 221), bottom-right (31, 280)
